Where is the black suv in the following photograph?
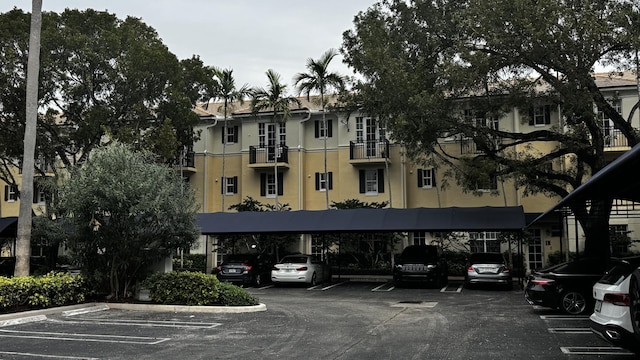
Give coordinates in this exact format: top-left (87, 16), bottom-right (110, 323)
top-left (393, 245), bottom-right (448, 287)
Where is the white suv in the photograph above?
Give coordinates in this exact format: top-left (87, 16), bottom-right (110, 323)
top-left (590, 256), bottom-right (640, 353)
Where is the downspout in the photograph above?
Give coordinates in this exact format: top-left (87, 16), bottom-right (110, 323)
top-left (298, 109), bottom-right (313, 210)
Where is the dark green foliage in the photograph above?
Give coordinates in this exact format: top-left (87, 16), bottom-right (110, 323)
top-left (173, 254), bottom-right (206, 273)
top-left (216, 282), bottom-right (259, 306)
top-left (61, 142), bottom-right (200, 300)
top-left (0, 272), bottom-right (87, 313)
top-left (341, 0), bottom-right (640, 261)
top-left (143, 271), bottom-right (219, 306)
top-left (143, 271), bottom-right (258, 307)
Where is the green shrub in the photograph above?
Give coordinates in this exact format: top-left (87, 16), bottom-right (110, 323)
top-left (143, 271), bottom-right (219, 306)
top-left (215, 282), bottom-right (259, 306)
top-left (0, 272), bottom-right (86, 313)
top-left (172, 254), bottom-right (206, 273)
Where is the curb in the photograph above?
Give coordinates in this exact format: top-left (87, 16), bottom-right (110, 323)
top-left (0, 302), bottom-right (267, 325)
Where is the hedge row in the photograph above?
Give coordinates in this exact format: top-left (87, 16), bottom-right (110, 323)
top-left (0, 272), bottom-right (87, 313)
top-left (143, 271), bottom-right (259, 306)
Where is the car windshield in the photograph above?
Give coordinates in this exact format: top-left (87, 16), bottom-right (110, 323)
top-left (279, 256), bottom-right (308, 264)
top-left (223, 254), bottom-right (256, 264)
top-left (470, 253), bottom-right (504, 264)
top-left (401, 246), bottom-right (438, 262)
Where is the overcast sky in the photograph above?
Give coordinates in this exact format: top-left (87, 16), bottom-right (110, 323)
top-left (2, 1), bottom-right (377, 90)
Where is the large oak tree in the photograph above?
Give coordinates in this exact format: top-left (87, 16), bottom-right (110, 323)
top-left (341, 0), bottom-right (640, 261)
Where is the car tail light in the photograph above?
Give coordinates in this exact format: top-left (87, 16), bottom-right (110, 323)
top-left (216, 265), bottom-right (221, 272)
top-left (272, 266), bottom-right (280, 271)
top-left (467, 266), bottom-right (475, 272)
top-left (531, 279), bottom-right (554, 286)
top-left (502, 265), bottom-right (510, 273)
top-left (603, 293), bottom-right (630, 306)
top-left (243, 264), bottom-right (253, 271)
top-left (296, 266), bottom-right (308, 271)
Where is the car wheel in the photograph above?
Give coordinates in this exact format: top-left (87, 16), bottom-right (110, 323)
top-left (310, 272), bottom-right (317, 286)
top-left (630, 271), bottom-right (640, 342)
top-left (560, 291), bottom-right (588, 315)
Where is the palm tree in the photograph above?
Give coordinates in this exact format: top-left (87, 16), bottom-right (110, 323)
top-left (208, 68), bottom-right (252, 212)
top-left (15, 0), bottom-right (43, 276)
top-left (251, 69), bottom-right (301, 209)
top-left (294, 49), bottom-right (345, 209)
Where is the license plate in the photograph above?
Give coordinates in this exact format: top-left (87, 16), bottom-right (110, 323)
top-left (227, 268), bottom-right (238, 273)
top-left (595, 300), bottom-right (602, 312)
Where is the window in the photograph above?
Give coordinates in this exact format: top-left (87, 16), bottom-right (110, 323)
top-left (610, 224), bottom-right (630, 256)
top-left (356, 117), bottom-right (364, 142)
top-left (359, 169), bottom-right (384, 195)
top-left (315, 172), bottom-right (333, 191)
top-left (4, 185), bottom-right (18, 202)
top-left (417, 168), bottom-right (435, 188)
top-left (597, 99), bottom-right (623, 146)
top-left (529, 105), bottom-right (551, 126)
top-left (475, 173), bottom-right (498, 191)
top-left (222, 126), bottom-right (238, 144)
top-left (528, 229), bottom-right (543, 270)
top-left (469, 231), bottom-right (500, 253)
top-left (314, 119), bottom-right (333, 138)
top-left (413, 232), bottom-right (427, 246)
top-left (311, 235), bottom-right (326, 262)
top-left (260, 172), bottom-right (283, 198)
top-left (221, 176), bottom-right (238, 195)
top-left (33, 186), bottom-right (46, 204)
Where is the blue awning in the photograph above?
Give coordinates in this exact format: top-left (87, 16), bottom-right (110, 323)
top-left (197, 206), bottom-right (526, 235)
top-left (0, 216), bottom-right (18, 238)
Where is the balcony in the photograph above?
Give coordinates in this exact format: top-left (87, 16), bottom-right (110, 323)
top-left (460, 137), bottom-right (503, 155)
top-left (249, 145), bottom-right (289, 169)
top-left (173, 151), bottom-right (196, 174)
top-left (604, 128), bottom-right (630, 150)
top-left (349, 140), bottom-right (390, 165)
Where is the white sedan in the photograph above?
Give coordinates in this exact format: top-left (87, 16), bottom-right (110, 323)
top-left (271, 254), bottom-right (331, 286)
top-left (590, 256), bottom-right (640, 353)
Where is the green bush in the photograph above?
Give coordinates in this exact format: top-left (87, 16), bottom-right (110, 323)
top-left (143, 271), bottom-right (259, 307)
top-left (216, 282), bottom-right (259, 306)
top-left (172, 254), bottom-right (206, 273)
top-left (0, 272), bottom-right (86, 313)
top-left (143, 271), bottom-right (219, 306)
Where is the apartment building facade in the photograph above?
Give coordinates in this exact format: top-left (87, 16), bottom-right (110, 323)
top-left (2, 72), bottom-right (639, 271)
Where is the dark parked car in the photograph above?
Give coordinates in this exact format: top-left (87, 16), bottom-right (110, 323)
top-left (216, 253), bottom-right (273, 286)
top-left (465, 252), bottom-right (512, 289)
top-left (525, 257), bottom-right (610, 315)
top-left (393, 245), bottom-right (448, 287)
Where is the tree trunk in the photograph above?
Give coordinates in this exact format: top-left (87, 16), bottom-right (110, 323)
top-left (573, 198), bottom-right (613, 264)
top-left (15, 0), bottom-right (43, 277)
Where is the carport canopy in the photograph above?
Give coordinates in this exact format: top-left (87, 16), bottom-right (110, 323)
top-left (197, 206), bottom-right (526, 235)
top-left (529, 142), bottom-right (640, 226)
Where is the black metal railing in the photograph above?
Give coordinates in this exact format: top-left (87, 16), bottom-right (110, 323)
top-left (603, 128), bottom-right (629, 148)
top-left (460, 137), bottom-right (503, 155)
top-left (349, 140), bottom-right (390, 160)
top-left (249, 145), bottom-right (289, 164)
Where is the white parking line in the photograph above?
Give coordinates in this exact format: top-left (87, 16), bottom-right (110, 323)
top-left (308, 281), bottom-right (348, 291)
top-left (0, 315), bottom-right (47, 327)
top-left (440, 284), bottom-right (463, 293)
top-left (0, 351), bottom-right (99, 359)
top-left (540, 315), bottom-right (590, 320)
top-left (548, 327), bottom-right (592, 334)
top-left (560, 346), bottom-right (636, 356)
top-left (51, 318), bottom-right (221, 329)
top-left (371, 283), bottom-right (394, 292)
top-left (0, 329), bottom-right (170, 345)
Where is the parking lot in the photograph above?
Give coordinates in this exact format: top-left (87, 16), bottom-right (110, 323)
top-left (0, 280), bottom-right (637, 359)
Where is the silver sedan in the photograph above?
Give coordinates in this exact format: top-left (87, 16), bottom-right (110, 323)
top-left (271, 254), bottom-right (331, 286)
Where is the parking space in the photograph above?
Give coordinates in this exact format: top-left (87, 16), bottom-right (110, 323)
top-left (0, 282), bottom-right (637, 359)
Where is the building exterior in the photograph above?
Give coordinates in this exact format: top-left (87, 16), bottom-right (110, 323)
top-left (2, 72), bottom-right (639, 272)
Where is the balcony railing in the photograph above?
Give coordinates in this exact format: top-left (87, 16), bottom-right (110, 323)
top-left (249, 145), bottom-right (289, 164)
top-left (604, 128), bottom-right (629, 148)
top-left (460, 137), bottom-right (503, 155)
top-left (350, 140), bottom-right (390, 161)
top-left (170, 151), bottom-right (195, 168)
